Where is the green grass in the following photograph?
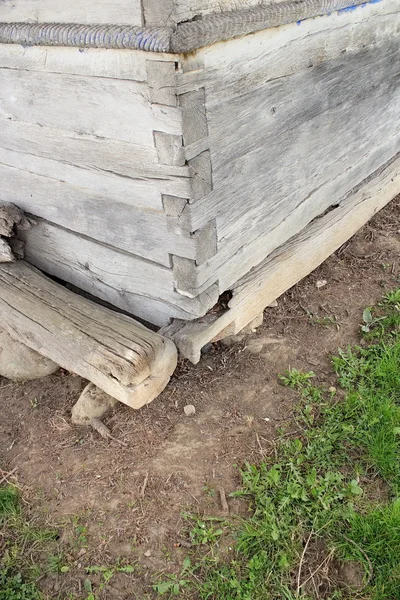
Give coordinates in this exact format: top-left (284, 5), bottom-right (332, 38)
top-left (0, 485), bottom-right (49, 599)
top-left (169, 288), bottom-right (400, 600)
top-left (0, 486), bottom-right (139, 600)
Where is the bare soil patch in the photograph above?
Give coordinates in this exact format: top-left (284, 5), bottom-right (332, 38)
top-left (1, 197), bottom-right (399, 598)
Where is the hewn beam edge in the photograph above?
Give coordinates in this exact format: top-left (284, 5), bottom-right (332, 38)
top-left (0, 0), bottom-right (379, 53)
top-left (0, 22), bottom-right (173, 52)
top-left (171, 0), bottom-right (379, 52)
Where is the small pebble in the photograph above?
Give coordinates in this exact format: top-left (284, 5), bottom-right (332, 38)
top-left (316, 279), bottom-right (328, 289)
top-left (184, 404), bottom-right (196, 416)
top-left (144, 550), bottom-right (152, 557)
top-left (328, 386), bottom-right (337, 394)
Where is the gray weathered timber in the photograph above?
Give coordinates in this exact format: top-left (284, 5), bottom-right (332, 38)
top-left (0, 261), bottom-right (177, 407)
top-left (0, 45), bottom-right (179, 82)
top-left (19, 221), bottom-right (219, 326)
top-left (176, 27), bottom-right (400, 295)
top-left (0, 69), bottom-right (181, 147)
top-left (0, 0), bottom-right (143, 25)
top-left (0, 202), bottom-right (32, 263)
top-left (0, 118), bottom-right (190, 206)
top-left (0, 51), bottom-right (192, 269)
top-left (162, 154), bottom-right (400, 363)
top-left (0, 0), bottom-right (398, 333)
top-left (177, 1), bottom-right (398, 97)
top-left (144, 0), bottom-right (288, 25)
top-left (0, 156), bottom-right (195, 268)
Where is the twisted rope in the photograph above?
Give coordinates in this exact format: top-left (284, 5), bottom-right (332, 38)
top-left (171, 0), bottom-right (378, 52)
top-left (0, 23), bottom-right (172, 52)
top-left (0, 0), bottom-right (381, 53)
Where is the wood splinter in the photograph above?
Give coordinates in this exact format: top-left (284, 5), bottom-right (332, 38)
top-left (0, 202), bottom-right (34, 263)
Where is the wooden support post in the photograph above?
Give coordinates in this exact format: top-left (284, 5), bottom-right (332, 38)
top-left (0, 261), bottom-right (178, 408)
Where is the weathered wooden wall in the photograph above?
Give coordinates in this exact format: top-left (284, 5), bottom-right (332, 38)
top-left (0, 0), bottom-right (398, 330)
top-left (174, 0), bottom-right (400, 297)
top-left (0, 45), bottom-right (219, 325)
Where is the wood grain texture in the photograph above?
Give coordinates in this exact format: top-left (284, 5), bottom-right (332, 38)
top-left (0, 261), bottom-right (177, 408)
top-left (147, 60), bottom-right (177, 106)
top-left (19, 220), bottom-right (219, 326)
top-left (143, 0), bottom-right (295, 25)
top-left (0, 118), bottom-right (191, 204)
top-left (0, 0), bottom-right (143, 25)
top-left (177, 7), bottom-right (400, 296)
top-left (177, 0), bottom-right (398, 94)
top-left (171, 0), bottom-right (378, 52)
top-left (0, 45), bottom-right (179, 81)
top-left (0, 69), bottom-right (181, 147)
top-left (0, 151), bottom-right (197, 267)
top-left (162, 154), bottom-right (400, 363)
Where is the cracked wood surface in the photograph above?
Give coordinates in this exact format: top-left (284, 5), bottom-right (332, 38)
top-left (0, 261), bottom-right (177, 407)
top-left (176, 0), bottom-right (400, 296)
top-left (162, 153), bottom-right (400, 362)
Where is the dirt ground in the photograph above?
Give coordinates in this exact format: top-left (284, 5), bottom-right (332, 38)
top-left (1, 196), bottom-right (399, 598)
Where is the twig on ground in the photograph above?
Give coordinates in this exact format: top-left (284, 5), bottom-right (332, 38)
top-left (255, 432), bottom-right (264, 456)
top-left (0, 466), bottom-right (18, 485)
top-left (218, 487), bottom-right (230, 514)
top-left (296, 529), bottom-right (314, 596)
top-left (140, 471), bottom-right (149, 498)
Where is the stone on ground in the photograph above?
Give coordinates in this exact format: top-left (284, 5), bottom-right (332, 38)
top-left (0, 327), bottom-right (59, 380)
top-left (72, 382), bottom-right (118, 425)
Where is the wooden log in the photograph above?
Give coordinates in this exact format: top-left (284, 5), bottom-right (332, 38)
top-left (161, 153), bottom-right (400, 363)
top-left (19, 219), bottom-right (219, 326)
top-left (0, 261), bottom-right (178, 408)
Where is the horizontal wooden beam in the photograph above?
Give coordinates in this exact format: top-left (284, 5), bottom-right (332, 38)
top-left (0, 261), bottom-right (177, 408)
top-left (161, 153), bottom-right (400, 363)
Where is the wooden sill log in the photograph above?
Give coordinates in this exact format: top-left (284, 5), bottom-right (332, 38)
top-left (0, 261), bottom-right (177, 408)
